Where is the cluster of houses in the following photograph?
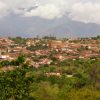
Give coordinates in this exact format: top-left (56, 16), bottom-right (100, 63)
top-left (0, 37), bottom-right (100, 68)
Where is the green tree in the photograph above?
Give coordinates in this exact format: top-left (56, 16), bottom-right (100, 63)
top-left (30, 82), bottom-right (59, 100)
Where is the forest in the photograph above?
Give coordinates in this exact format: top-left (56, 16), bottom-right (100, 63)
top-left (0, 56), bottom-right (100, 100)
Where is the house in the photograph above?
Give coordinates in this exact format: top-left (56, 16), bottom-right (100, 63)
top-left (46, 72), bottom-right (61, 77)
top-left (48, 40), bottom-right (68, 49)
top-left (26, 39), bottom-right (35, 46)
top-left (0, 55), bottom-right (9, 60)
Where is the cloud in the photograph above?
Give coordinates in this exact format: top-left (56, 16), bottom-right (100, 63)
top-left (24, 0), bottom-right (100, 24)
top-left (24, 0), bottom-right (69, 19)
top-left (0, 0), bottom-right (100, 24)
top-left (68, 2), bottom-right (100, 24)
top-left (0, 1), bottom-right (7, 17)
top-left (24, 4), bottom-right (63, 19)
top-left (0, 0), bottom-right (37, 17)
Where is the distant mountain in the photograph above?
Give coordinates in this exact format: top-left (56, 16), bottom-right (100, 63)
top-left (0, 16), bottom-right (100, 38)
top-left (43, 21), bottom-right (100, 38)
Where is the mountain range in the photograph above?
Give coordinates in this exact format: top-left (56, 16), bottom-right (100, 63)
top-left (0, 15), bottom-right (100, 38)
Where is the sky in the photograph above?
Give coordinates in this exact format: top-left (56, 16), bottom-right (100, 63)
top-left (0, 0), bottom-right (100, 37)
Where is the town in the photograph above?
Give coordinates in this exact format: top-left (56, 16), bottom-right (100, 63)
top-left (0, 36), bottom-right (100, 68)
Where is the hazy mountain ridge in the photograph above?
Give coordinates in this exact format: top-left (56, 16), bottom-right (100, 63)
top-left (0, 16), bottom-right (100, 38)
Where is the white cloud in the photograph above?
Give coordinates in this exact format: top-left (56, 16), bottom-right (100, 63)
top-left (23, 0), bottom-right (67, 19)
top-left (0, 0), bottom-right (100, 24)
top-left (24, 4), bottom-right (64, 19)
top-left (0, 0), bottom-right (37, 17)
top-left (68, 2), bottom-right (100, 24)
top-left (0, 1), bottom-right (7, 17)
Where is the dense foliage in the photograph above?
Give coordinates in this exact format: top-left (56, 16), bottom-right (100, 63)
top-left (9, 37), bottom-right (27, 44)
top-left (0, 57), bottom-right (100, 100)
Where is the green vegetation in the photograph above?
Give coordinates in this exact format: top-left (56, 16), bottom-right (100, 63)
top-left (27, 41), bottom-right (48, 51)
top-left (0, 55), bottom-right (26, 68)
top-left (9, 37), bottom-right (27, 44)
top-left (0, 57), bottom-right (100, 100)
top-left (92, 35), bottom-right (100, 40)
top-left (27, 45), bottom-right (48, 51)
top-left (42, 36), bottom-right (56, 40)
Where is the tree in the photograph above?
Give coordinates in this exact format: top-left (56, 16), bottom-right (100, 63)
top-left (30, 82), bottom-right (59, 100)
top-left (10, 55), bottom-right (26, 66)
